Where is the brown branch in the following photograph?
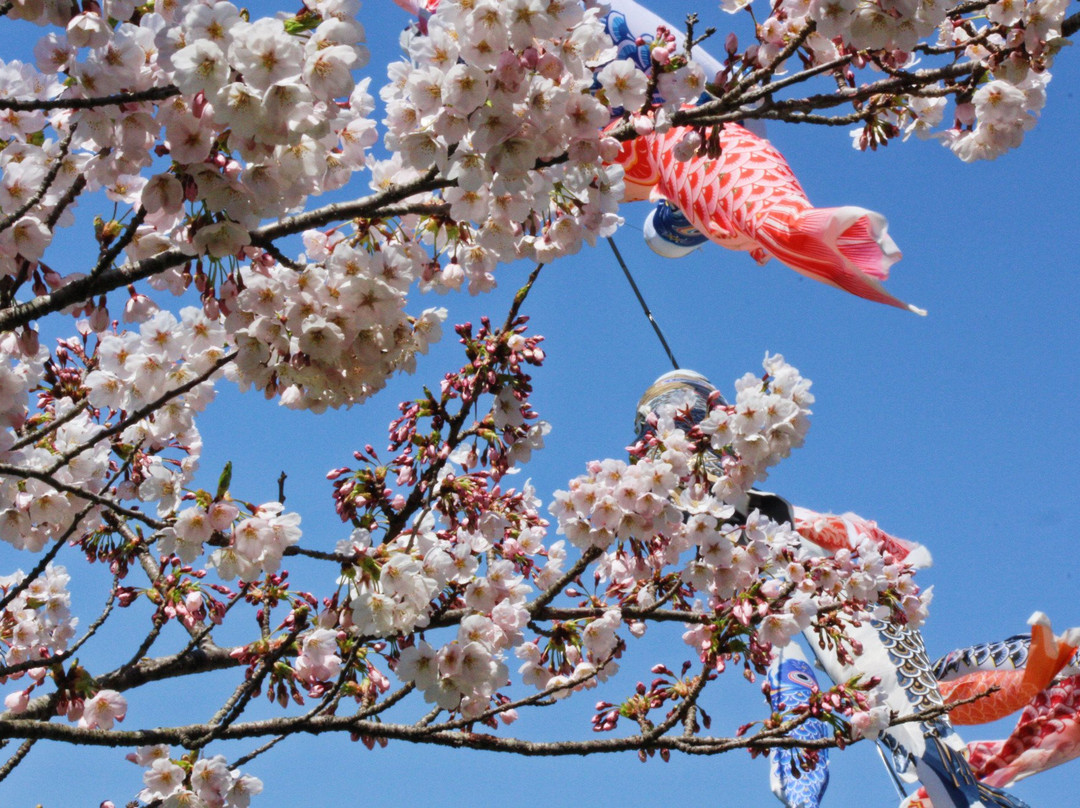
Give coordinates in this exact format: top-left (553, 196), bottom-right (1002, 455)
top-left (188, 622), bottom-right (305, 750)
top-left (283, 545), bottom-right (354, 562)
top-left (0, 85), bottom-right (181, 112)
top-left (0, 676), bottom-right (1005, 766)
top-left (0, 244), bottom-right (189, 333)
top-left (0, 462), bottom-right (164, 528)
top-left (0, 172), bottom-right (453, 333)
top-left (946, 0), bottom-right (993, 14)
top-left (44, 174), bottom-right (87, 231)
top-left (527, 546), bottom-right (601, 615)
top-left (739, 52), bottom-right (857, 106)
top-left (230, 734), bottom-right (287, 769)
top-left (432, 604), bottom-right (713, 632)
top-left (681, 57), bottom-right (984, 130)
top-left (752, 108), bottom-right (878, 126)
top-left (248, 165), bottom-right (450, 248)
top-left (1065, 9), bottom-right (1080, 36)
top-left (4, 644), bottom-right (240, 723)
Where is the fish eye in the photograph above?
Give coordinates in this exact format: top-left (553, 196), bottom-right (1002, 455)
top-left (788, 670), bottom-right (815, 687)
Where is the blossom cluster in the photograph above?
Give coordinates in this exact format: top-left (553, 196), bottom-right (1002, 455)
top-left (83, 305), bottom-right (229, 516)
top-left (680, 511), bottom-right (928, 662)
top-left (0, 392), bottom-right (111, 553)
top-left (719, 0), bottom-right (1066, 161)
top-left (0, 563), bottom-right (77, 674)
top-left (0, 331), bottom-right (68, 553)
top-left (550, 353), bottom-right (813, 561)
top-left (340, 521), bottom-right (532, 717)
top-left (516, 606), bottom-right (624, 699)
top-left (379, 0), bottom-right (629, 281)
top-left (159, 500), bottom-right (302, 582)
top-left (130, 745), bottom-right (263, 808)
top-left (1, 0), bottom-right (375, 271)
top-left (940, 72), bottom-right (1052, 161)
top-left (549, 456), bottom-right (686, 553)
top-left (224, 233), bottom-right (447, 411)
top-left (551, 355), bottom-right (923, 678)
top-left (696, 353), bottom-right (814, 500)
top-left (0, 0), bottom-right (427, 419)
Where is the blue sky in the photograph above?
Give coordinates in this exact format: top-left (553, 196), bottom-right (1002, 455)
top-left (4, 2), bottom-right (1080, 806)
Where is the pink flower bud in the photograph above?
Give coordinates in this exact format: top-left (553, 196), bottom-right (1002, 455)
top-left (4, 689), bottom-right (30, 713)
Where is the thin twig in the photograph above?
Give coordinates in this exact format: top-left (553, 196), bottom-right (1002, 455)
top-left (90, 208), bottom-right (147, 279)
top-left (0, 739), bottom-right (34, 784)
top-left (12, 399), bottom-right (90, 452)
top-left (44, 174), bottom-right (87, 231)
top-left (188, 623), bottom-right (305, 750)
top-left (0, 576), bottom-right (119, 679)
top-left (230, 735), bottom-right (287, 769)
top-left (643, 660), bottom-right (711, 743)
top-left (724, 20), bottom-right (818, 105)
top-left (47, 351), bottom-right (237, 475)
top-left (529, 548), bottom-right (602, 619)
top-left (0, 126), bottom-right (77, 235)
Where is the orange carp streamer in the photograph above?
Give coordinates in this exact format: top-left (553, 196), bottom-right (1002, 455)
top-left (615, 123), bottom-right (926, 315)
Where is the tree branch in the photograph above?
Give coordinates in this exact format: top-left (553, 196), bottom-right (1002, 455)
top-left (0, 462), bottom-right (164, 528)
top-left (0, 86), bottom-right (181, 112)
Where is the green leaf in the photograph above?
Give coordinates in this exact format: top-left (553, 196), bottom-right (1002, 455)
top-left (216, 460), bottom-right (233, 499)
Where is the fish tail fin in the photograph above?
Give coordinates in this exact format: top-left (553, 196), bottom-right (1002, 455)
top-left (977, 782), bottom-right (1032, 808)
top-left (915, 733), bottom-right (1031, 808)
top-left (774, 206), bottom-right (926, 315)
top-left (1021, 612), bottom-right (1080, 692)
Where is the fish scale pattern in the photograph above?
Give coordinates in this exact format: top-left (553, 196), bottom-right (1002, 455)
top-left (969, 674), bottom-right (1080, 788)
top-left (874, 617), bottom-right (947, 712)
top-left (933, 636), bottom-right (1032, 681)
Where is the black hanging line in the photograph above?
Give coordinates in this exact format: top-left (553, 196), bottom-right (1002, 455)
top-left (606, 236), bottom-right (680, 371)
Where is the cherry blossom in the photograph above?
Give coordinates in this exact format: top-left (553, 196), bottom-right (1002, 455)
top-left (0, 0), bottom-right (1074, 803)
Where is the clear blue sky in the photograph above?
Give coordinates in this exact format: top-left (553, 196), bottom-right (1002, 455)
top-left (4, 2), bottom-right (1080, 806)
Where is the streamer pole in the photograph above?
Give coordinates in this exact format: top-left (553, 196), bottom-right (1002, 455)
top-left (875, 741), bottom-right (909, 800)
top-left (606, 236), bottom-right (680, 371)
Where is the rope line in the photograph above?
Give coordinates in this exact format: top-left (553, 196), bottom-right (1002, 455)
top-left (606, 236), bottom-right (680, 371)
